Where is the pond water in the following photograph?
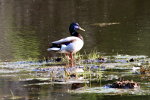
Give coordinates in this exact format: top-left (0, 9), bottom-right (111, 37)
top-left (0, 0), bottom-right (150, 61)
top-left (0, 0), bottom-right (150, 100)
top-left (0, 55), bottom-right (150, 100)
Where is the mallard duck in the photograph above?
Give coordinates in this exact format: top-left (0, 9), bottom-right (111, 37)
top-left (47, 22), bottom-right (85, 66)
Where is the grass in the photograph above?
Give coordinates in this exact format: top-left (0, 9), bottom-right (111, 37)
top-left (75, 50), bottom-right (102, 60)
top-left (85, 50), bottom-right (101, 60)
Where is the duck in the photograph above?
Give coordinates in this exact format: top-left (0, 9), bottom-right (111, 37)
top-left (47, 22), bottom-right (85, 66)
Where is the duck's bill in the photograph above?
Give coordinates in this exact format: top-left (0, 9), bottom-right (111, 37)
top-left (79, 27), bottom-right (85, 31)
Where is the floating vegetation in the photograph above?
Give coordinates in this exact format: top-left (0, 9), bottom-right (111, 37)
top-left (0, 53), bottom-right (150, 96)
top-left (140, 65), bottom-right (150, 74)
top-left (91, 22), bottom-right (120, 27)
top-left (105, 80), bottom-right (140, 89)
top-left (70, 86), bottom-right (148, 95)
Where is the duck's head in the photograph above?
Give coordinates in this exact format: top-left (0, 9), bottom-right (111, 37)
top-left (69, 22), bottom-right (85, 36)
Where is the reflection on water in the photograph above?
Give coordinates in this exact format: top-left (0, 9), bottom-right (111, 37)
top-left (0, 0), bottom-right (150, 61)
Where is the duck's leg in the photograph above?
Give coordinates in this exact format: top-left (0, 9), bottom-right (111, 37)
top-left (72, 53), bottom-right (76, 66)
top-left (65, 54), bottom-right (70, 67)
top-left (69, 52), bottom-right (75, 67)
top-left (65, 54), bottom-right (70, 60)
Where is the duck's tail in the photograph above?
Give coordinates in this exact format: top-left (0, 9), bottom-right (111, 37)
top-left (47, 47), bottom-right (60, 51)
top-left (47, 43), bottom-right (61, 51)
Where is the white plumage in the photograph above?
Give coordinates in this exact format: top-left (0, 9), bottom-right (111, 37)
top-left (47, 36), bottom-right (84, 54)
top-left (47, 22), bottom-right (85, 67)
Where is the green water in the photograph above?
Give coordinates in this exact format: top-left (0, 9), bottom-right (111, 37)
top-left (0, 0), bottom-right (150, 100)
top-left (0, 0), bottom-right (150, 61)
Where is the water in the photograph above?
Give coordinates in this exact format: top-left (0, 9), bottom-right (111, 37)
top-left (0, 0), bottom-right (150, 61)
top-left (0, 0), bottom-right (150, 100)
top-left (0, 55), bottom-right (150, 100)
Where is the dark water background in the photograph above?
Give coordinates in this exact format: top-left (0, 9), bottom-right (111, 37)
top-left (0, 0), bottom-right (150, 100)
top-left (0, 0), bottom-right (150, 61)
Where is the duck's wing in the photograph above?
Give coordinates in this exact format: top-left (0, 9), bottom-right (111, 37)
top-left (52, 36), bottom-right (77, 45)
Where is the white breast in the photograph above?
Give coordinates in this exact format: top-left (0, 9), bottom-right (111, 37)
top-left (60, 37), bottom-right (84, 53)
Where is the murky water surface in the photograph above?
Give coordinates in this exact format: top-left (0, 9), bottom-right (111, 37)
top-left (0, 55), bottom-right (150, 100)
top-left (0, 0), bottom-right (150, 100)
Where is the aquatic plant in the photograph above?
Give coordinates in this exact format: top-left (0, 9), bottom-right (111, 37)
top-left (10, 89), bottom-right (15, 98)
top-left (84, 50), bottom-right (101, 60)
top-left (9, 89), bottom-right (23, 99)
